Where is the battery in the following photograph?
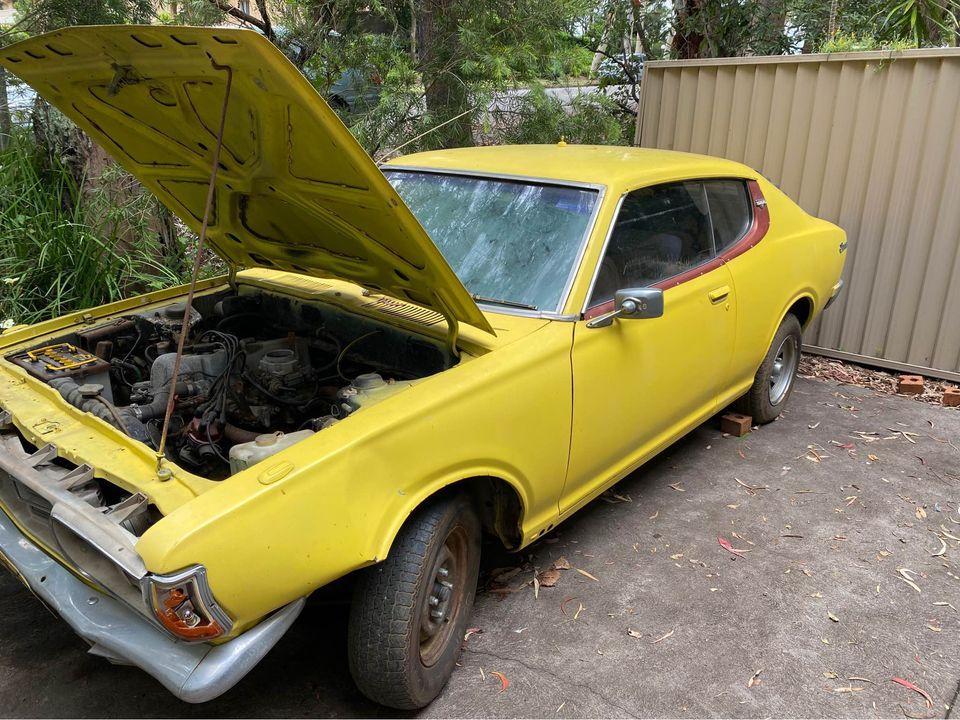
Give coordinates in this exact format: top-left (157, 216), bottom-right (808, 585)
top-left (8, 343), bottom-right (113, 397)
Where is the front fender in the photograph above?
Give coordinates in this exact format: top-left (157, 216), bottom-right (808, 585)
top-left (135, 321), bottom-right (574, 634)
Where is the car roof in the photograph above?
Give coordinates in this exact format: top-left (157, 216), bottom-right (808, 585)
top-left (386, 144), bottom-right (757, 190)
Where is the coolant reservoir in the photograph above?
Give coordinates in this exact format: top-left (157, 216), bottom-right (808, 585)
top-left (229, 429), bottom-right (314, 475)
top-left (335, 373), bottom-right (416, 417)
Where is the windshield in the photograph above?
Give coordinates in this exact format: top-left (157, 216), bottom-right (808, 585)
top-left (384, 170), bottom-right (598, 312)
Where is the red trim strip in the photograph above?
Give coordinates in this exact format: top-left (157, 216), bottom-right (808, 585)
top-left (582, 180), bottom-right (769, 321)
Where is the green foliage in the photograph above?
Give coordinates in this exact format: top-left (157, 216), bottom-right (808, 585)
top-left (818, 31), bottom-right (915, 52)
top-left (492, 84), bottom-right (627, 146)
top-left (14, 0), bottom-right (154, 32)
top-left (880, 0), bottom-right (959, 46)
top-left (0, 130), bottom-right (182, 326)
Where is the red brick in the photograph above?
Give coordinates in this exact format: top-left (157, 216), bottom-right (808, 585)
top-left (721, 413), bottom-right (752, 437)
top-left (897, 375), bottom-right (924, 395)
top-left (943, 388), bottom-right (960, 408)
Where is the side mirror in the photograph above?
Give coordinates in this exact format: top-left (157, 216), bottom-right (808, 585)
top-left (586, 288), bottom-right (663, 329)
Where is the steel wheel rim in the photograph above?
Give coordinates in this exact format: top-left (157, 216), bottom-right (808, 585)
top-left (769, 335), bottom-right (798, 405)
top-left (419, 525), bottom-right (468, 667)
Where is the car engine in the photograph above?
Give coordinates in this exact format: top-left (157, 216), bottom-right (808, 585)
top-left (7, 290), bottom-right (445, 479)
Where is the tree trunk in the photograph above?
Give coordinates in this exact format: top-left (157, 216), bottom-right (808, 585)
top-left (0, 67), bottom-right (10, 151)
top-left (753, 0), bottom-right (787, 54)
top-left (827, 0), bottom-right (838, 38)
top-left (671, 0), bottom-right (706, 59)
top-left (409, 0), bottom-right (418, 62)
top-left (415, 0), bottom-right (473, 148)
top-left (590, 4), bottom-right (616, 74)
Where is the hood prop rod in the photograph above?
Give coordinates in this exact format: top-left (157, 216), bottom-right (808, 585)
top-left (155, 59), bottom-right (233, 479)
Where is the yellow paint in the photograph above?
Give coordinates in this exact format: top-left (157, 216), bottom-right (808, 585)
top-left (0, 27), bottom-right (845, 637)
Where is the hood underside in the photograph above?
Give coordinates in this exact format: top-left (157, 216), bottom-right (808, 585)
top-left (0, 25), bottom-right (493, 335)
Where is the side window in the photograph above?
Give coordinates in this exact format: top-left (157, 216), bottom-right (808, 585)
top-left (704, 180), bottom-right (753, 252)
top-left (588, 181), bottom-right (714, 307)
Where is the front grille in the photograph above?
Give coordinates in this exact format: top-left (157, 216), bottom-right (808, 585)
top-left (0, 426), bottom-right (153, 609)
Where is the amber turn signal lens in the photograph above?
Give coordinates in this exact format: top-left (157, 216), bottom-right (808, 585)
top-left (143, 566), bottom-right (231, 642)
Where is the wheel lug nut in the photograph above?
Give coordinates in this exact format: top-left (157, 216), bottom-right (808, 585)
top-left (438, 568), bottom-right (449, 578)
top-left (428, 596), bottom-right (439, 606)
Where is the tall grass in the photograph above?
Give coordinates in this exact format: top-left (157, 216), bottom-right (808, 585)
top-left (0, 129), bottom-right (183, 327)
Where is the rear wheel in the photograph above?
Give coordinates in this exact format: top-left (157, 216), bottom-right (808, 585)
top-left (736, 313), bottom-right (802, 424)
top-left (347, 494), bottom-right (481, 709)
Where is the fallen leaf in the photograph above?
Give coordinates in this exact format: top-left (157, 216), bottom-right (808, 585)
top-left (669, 482), bottom-right (685, 492)
top-left (916, 507), bottom-right (927, 520)
top-left (747, 669), bottom-right (763, 688)
top-left (538, 569), bottom-right (561, 588)
top-left (828, 612), bottom-right (839, 622)
top-left (718, 535), bottom-right (749, 558)
top-left (651, 629), bottom-right (675, 644)
top-left (575, 568), bottom-right (599, 582)
top-left (868, 454), bottom-right (880, 462)
top-left (833, 686), bottom-right (865, 694)
top-left (573, 602), bottom-right (584, 620)
top-left (897, 568), bottom-right (922, 594)
top-left (533, 575), bottom-right (540, 599)
top-left (559, 596), bottom-right (579, 616)
top-left (627, 628), bottom-right (643, 639)
top-left (490, 670), bottom-right (510, 693)
top-left (464, 627), bottom-right (483, 641)
top-left (939, 526), bottom-right (960, 541)
top-left (735, 477), bottom-right (769, 494)
top-left (932, 537), bottom-right (947, 557)
top-left (933, 601), bottom-right (958, 613)
top-left (891, 677), bottom-right (932, 708)
top-left (648, 510), bottom-right (659, 520)
top-left (553, 556), bottom-right (571, 570)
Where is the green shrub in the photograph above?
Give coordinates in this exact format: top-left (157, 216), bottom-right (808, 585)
top-left (494, 84), bottom-right (630, 146)
top-left (0, 129), bottom-right (182, 327)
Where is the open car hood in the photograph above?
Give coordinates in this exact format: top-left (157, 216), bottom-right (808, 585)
top-left (0, 25), bottom-right (494, 335)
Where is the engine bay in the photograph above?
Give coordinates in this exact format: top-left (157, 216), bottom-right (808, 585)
top-left (6, 288), bottom-right (452, 480)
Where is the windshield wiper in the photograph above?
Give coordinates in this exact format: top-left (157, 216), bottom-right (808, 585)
top-left (471, 294), bottom-right (539, 311)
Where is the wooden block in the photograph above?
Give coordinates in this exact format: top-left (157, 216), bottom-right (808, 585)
top-left (897, 375), bottom-right (924, 395)
top-left (944, 388), bottom-right (960, 408)
top-left (721, 412), bottom-right (752, 437)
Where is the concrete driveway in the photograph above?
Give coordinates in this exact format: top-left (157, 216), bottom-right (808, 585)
top-left (2, 376), bottom-right (959, 718)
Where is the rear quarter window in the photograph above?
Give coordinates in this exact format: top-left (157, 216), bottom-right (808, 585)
top-left (704, 180), bottom-right (753, 252)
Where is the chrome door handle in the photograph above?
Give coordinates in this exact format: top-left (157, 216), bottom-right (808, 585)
top-left (708, 286), bottom-right (730, 303)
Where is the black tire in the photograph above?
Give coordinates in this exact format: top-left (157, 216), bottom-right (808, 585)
top-left (347, 493), bottom-right (481, 709)
top-left (735, 313), bottom-right (802, 424)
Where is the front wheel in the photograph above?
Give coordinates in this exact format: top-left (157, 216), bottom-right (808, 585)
top-left (736, 313), bottom-right (802, 424)
top-left (347, 494), bottom-right (481, 709)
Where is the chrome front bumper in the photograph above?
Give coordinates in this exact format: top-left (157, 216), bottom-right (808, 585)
top-left (0, 507), bottom-right (304, 703)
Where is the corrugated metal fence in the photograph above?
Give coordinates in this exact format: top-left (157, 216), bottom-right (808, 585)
top-left (635, 49), bottom-right (960, 381)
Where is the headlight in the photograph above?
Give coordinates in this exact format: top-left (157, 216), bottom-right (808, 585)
top-left (142, 565), bottom-right (233, 642)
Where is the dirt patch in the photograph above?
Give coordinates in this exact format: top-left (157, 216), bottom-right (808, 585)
top-left (800, 353), bottom-right (959, 407)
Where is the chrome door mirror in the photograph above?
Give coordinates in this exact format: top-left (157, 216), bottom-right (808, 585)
top-left (586, 288), bottom-right (664, 328)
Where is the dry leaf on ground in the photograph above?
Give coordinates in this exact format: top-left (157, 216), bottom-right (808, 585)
top-left (891, 677), bottom-right (933, 708)
top-left (490, 671), bottom-right (510, 693)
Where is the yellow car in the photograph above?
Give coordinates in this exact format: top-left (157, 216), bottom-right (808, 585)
top-left (0, 27), bottom-right (846, 708)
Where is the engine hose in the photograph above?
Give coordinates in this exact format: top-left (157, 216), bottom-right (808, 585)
top-left (49, 378), bottom-right (151, 443)
top-left (223, 422), bottom-right (260, 444)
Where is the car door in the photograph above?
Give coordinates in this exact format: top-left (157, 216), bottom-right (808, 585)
top-left (560, 179), bottom-right (737, 516)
